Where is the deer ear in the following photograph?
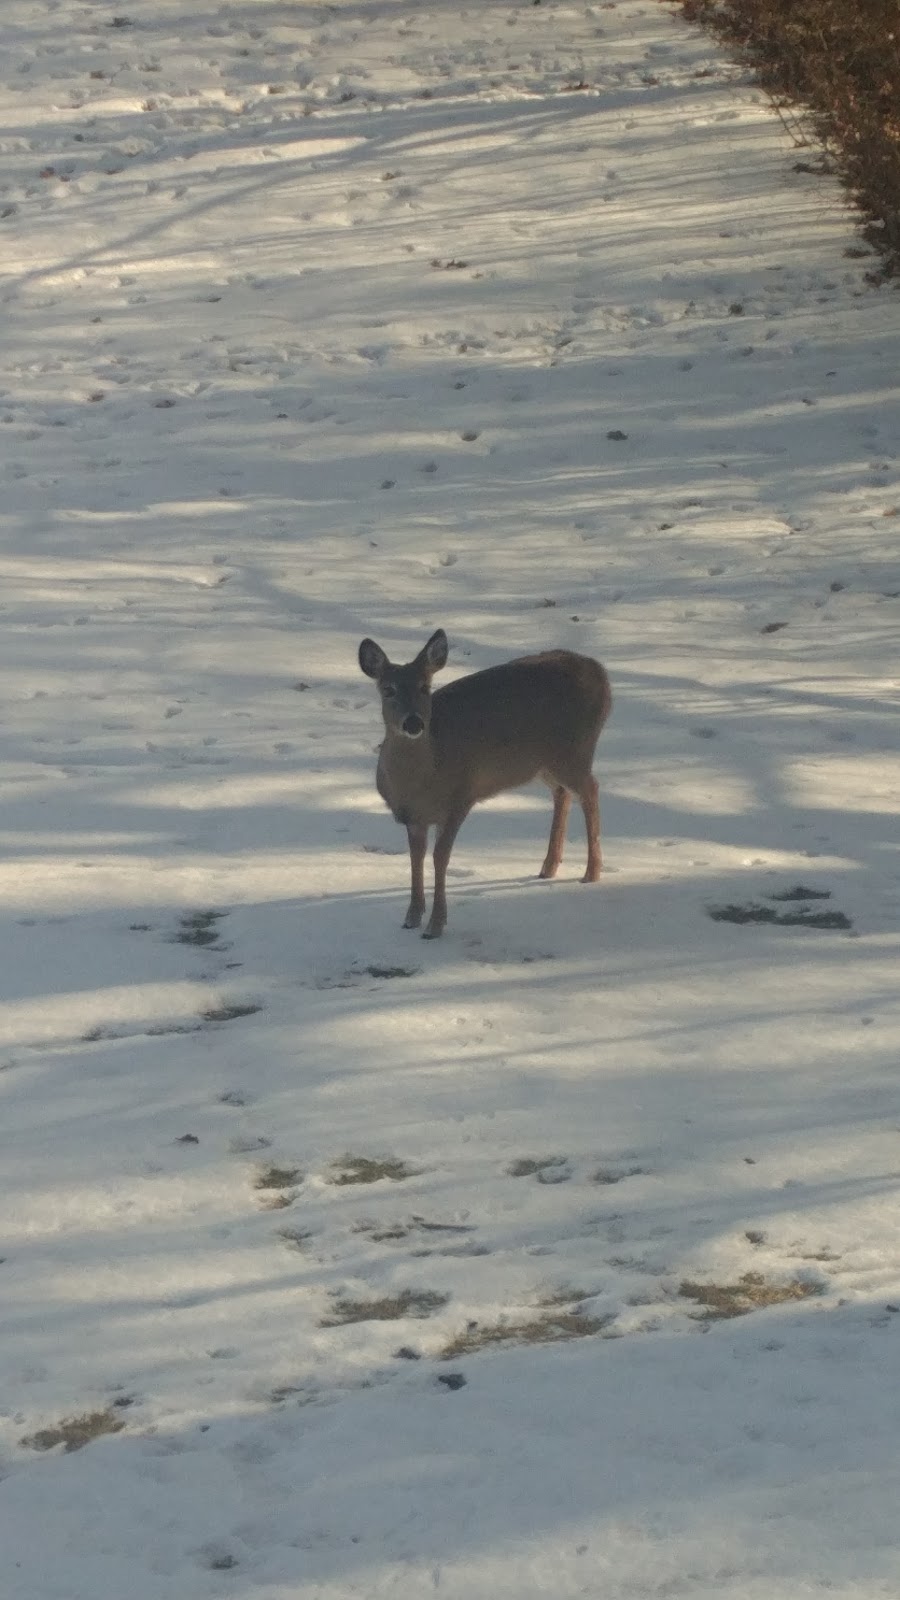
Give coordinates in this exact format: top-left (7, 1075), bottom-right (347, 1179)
top-left (359, 638), bottom-right (388, 679)
top-left (421, 629), bottom-right (448, 675)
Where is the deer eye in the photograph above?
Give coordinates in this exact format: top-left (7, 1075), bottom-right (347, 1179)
top-left (381, 684), bottom-right (397, 698)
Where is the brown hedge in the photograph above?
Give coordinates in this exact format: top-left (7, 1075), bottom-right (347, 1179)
top-left (675, 0), bottom-right (900, 277)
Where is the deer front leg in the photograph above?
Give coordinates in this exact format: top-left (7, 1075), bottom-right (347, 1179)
top-left (539, 785), bottom-right (571, 879)
top-left (578, 774), bottom-right (602, 882)
top-left (423, 805), bottom-right (470, 939)
top-left (403, 823), bottom-right (428, 928)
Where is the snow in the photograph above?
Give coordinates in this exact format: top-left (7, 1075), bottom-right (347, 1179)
top-left (1, 0), bottom-right (899, 1594)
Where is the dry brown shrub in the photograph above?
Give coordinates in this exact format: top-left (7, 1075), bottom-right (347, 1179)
top-left (674, 0), bottom-right (900, 277)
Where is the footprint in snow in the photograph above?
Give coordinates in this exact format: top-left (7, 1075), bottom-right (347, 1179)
top-left (356, 1216), bottom-right (475, 1245)
top-left (228, 1135), bottom-right (271, 1154)
top-left (507, 1155), bottom-right (572, 1183)
top-left (198, 1547), bottom-right (239, 1572)
top-left (275, 1226), bottom-right (314, 1252)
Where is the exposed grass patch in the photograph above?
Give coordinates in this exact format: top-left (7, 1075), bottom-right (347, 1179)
top-left (707, 901), bottom-right (851, 929)
top-left (254, 1163), bottom-right (302, 1190)
top-left (82, 1019), bottom-right (203, 1042)
top-left (201, 1547), bottom-right (239, 1572)
top-left (268, 1382), bottom-right (319, 1405)
top-left (174, 910), bottom-right (227, 947)
top-left (20, 1409), bottom-right (125, 1453)
top-left (410, 1215), bottom-right (474, 1235)
top-left (592, 1165), bottom-right (646, 1185)
top-left (316, 964), bottom-right (420, 989)
top-left (539, 1286), bottom-right (597, 1308)
top-left (767, 884), bottom-right (832, 902)
top-left (771, 909), bottom-right (852, 929)
top-left (354, 1220), bottom-right (410, 1242)
top-left (321, 1288), bottom-right (449, 1326)
top-left (440, 1309), bottom-right (611, 1358)
top-left (708, 901), bottom-right (779, 926)
top-left (354, 1215), bottom-right (475, 1244)
top-left (679, 1271), bottom-right (823, 1320)
top-left (328, 1154), bottom-right (421, 1185)
top-left (506, 1155), bottom-right (569, 1179)
top-left (675, 0), bottom-right (900, 277)
top-left (201, 1001), bottom-right (262, 1022)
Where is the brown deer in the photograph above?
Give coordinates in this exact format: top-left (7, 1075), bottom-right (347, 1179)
top-left (359, 629), bottom-right (612, 938)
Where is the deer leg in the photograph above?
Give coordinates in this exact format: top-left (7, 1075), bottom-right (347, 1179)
top-left (539, 785), bottom-right (572, 879)
top-left (403, 823), bottom-right (428, 928)
top-left (578, 774), bottom-right (602, 882)
top-left (423, 805), bottom-right (470, 939)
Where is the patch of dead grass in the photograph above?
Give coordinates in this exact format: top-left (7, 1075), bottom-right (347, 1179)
top-left (676, 0), bottom-right (900, 277)
top-left (173, 909), bottom-right (227, 947)
top-left (254, 1163), bottom-right (302, 1190)
top-left (679, 1271), bottom-right (823, 1320)
top-left (20, 1409), bottom-right (125, 1453)
top-left (327, 1154), bottom-right (421, 1185)
top-left (439, 1309), bottom-right (612, 1358)
top-left (506, 1155), bottom-right (569, 1179)
top-left (202, 1001), bottom-right (262, 1022)
top-left (320, 1288), bottom-right (449, 1326)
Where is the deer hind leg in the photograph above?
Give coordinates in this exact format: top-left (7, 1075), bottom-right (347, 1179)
top-left (539, 785), bottom-right (572, 879)
top-left (577, 773), bottom-right (601, 882)
top-left (423, 804), bottom-right (470, 939)
top-left (403, 823), bottom-right (428, 929)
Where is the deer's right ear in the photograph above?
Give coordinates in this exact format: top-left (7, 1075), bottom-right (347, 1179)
top-left (359, 638), bottom-right (388, 679)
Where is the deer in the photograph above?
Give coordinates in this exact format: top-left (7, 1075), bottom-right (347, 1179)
top-left (358, 628), bottom-right (612, 938)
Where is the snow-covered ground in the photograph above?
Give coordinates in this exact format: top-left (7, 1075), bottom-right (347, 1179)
top-left (1, 0), bottom-right (899, 1594)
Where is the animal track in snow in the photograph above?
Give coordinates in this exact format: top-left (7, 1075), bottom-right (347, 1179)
top-left (507, 1155), bottom-right (572, 1183)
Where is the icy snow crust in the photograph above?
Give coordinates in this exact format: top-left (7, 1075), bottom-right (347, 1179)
top-left (0, 0), bottom-right (899, 1595)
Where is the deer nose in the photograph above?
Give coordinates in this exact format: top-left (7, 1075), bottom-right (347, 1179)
top-left (402, 714), bottom-right (425, 738)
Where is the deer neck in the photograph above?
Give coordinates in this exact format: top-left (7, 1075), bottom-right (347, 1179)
top-left (382, 724), bottom-right (436, 779)
top-left (379, 724), bottom-right (441, 824)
